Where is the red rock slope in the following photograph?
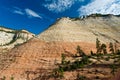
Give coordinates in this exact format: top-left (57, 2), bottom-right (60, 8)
top-left (0, 15), bottom-right (120, 80)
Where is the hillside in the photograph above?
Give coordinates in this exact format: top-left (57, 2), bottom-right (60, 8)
top-left (0, 14), bottom-right (120, 80)
top-left (0, 26), bottom-right (35, 53)
top-left (38, 14), bottom-right (120, 43)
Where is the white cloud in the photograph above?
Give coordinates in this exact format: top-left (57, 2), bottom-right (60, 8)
top-left (13, 10), bottom-right (24, 15)
top-left (25, 8), bottom-right (42, 19)
top-left (44, 0), bottom-right (84, 13)
top-left (78, 0), bottom-right (120, 16)
top-left (12, 7), bottom-right (42, 19)
top-left (13, 7), bottom-right (24, 15)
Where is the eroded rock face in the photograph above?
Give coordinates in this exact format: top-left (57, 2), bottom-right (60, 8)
top-left (0, 27), bottom-right (35, 51)
top-left (0, 15), bottom-right (120, 80)
top-left (0, 38), bottom-right (96, 80)
top-left (0, 38), bottom-right (119, 80)
top-left (38, 15), bottom-right (120, 43)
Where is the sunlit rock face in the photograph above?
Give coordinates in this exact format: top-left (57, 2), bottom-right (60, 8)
top-left (38, 15), bottom-right (120, 43)
top-left (0, 27), bottom-right (35, 50)
top-left (0, 14), bottom-right (120, 80)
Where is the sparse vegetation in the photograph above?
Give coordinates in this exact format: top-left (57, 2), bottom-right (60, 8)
top-left (51, 38), bottom-right (120, 79)
top-left (1, 37), bottom-right (120, 80)
top-left (87, 13), bottom-right (113, 18)
top-left (88, 13), bottom-right (103, 17)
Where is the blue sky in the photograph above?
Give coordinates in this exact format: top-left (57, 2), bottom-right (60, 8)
top-left (0, 0), bottom-right (120, 34)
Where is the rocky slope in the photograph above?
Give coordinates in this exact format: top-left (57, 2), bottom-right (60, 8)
top-left (0, 26), bottom-right (35, 53)
top-left (38, 14), bottom-right (120, 43)
top-left (0, 14), bottom-right (120, 80)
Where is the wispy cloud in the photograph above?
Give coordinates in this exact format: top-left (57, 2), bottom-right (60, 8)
top-left (13, 10), bottom-right (24, 15)
top-left (44, 0), bottom-right (84, 13)
top-left (78, 0), bottom-right (120, 16)
top-left (25, 8), bottom-right (42, 19)
top-left (12, 7), bottom-right (42, 19)
top-left (13, 7), bottom-right (24, 15)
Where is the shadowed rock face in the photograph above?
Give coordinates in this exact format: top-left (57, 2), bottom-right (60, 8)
top-left (0, 15), bottom-right (120, 80)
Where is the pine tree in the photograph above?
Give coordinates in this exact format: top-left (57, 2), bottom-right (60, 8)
top-left (96, 38), bottom-right (101, 53)
top-left (114, 43), bottom-right (117, 53)
top-left (101, 44), bottom-right (107, 54)
top-left (109, 42), bottom-right (114, 54)
top-left (61, 54), bottom-right (66, 65)
top-left (76, 46), bottom-right (85, 56)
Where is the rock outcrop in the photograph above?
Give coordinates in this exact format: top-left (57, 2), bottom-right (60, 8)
top-left (0, 27), bottom-right (35, 54)
top-left (38, 15), bottom-right (120, 43)
top-left (0, 26), bottom-right (35, 53)
top-left (0, 14), bottom-right (120, 80)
